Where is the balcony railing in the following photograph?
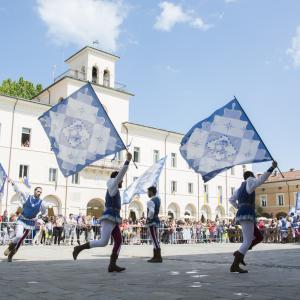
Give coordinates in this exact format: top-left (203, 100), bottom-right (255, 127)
top-left (54, 69), bottom-right (127, 93)
top-left (87, 158), bottom-right (123, 171)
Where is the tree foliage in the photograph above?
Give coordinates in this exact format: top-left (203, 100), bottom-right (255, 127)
top-left (0, 77), bottom-right (43, 99)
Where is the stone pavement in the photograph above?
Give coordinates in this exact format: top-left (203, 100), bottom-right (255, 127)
top-left (0, 243), bottom-right (300, 300)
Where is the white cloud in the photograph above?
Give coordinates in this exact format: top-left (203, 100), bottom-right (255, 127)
top-left (154, 1), bottom-right (211, 32)
top-left (287, 27), bottom-right (300, 68)
top-left (36, 0), bottom-right (128, 52)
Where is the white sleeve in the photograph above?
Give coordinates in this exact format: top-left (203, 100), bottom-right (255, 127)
top-left (246, 171), bottom-right (272, 194)
top-left (229, 190), bottom-right (239, 209)
top-left (12, 182), bottom-right (28, 205)
top-left (107, 162), bottom-right (129, 197)
top-left (147, 201), bottom-right (155, 219)
top-left (40, 200), bottom-right (52, 215)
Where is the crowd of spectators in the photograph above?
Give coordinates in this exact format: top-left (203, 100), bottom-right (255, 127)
top-left (1, 210), bottom-right (299, 246)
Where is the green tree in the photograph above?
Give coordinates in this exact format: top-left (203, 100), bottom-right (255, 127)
top-left (0, 77), bottom-right (43, 99)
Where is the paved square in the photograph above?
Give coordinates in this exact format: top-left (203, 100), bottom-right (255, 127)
top-left (0, 243), bottom-right (299, 300)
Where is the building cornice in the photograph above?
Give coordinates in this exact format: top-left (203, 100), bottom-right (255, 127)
top-left (65, 46), bottom-right (120, 63)
top-left (32, 76), bottom-right (134, 101)
top-left (0, 93), bottom-right (51, 107)
top-left (123, 122), bottom-right (183, 137)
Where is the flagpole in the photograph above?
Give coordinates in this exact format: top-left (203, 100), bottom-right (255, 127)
top-left (233, 96), bottom-right (284, 178)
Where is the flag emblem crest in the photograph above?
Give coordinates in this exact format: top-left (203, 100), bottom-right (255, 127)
top-left (180, 99), bottom-right (272, 182)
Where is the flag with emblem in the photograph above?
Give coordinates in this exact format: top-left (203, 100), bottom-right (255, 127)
top-left (123, 156), bottom-right (167, 204)
top-left (180, 98), bottom-right (272, 182)
top-left (38, 83), bottom-right (126, 177)
top-left (0, 163), bottom-right (7, 200)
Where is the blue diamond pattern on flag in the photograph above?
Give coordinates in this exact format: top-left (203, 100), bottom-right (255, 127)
top-left (0, 163), bottom-right (8, 200)
top-left (38, 83), bottom-right (126, 177)
top-left (123, 156), bottom-right (167, 204)
top-left (180, 99), bottom-right (272, 182)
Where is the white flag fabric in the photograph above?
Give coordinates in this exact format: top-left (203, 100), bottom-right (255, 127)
top-left (123, 156), bottom-right (167, 204)
top-left (0, 163), bottom-right (7, 200)
top-left (180, 99), bottom-right (272, 182)
top-left (39, 83), bottom-right (126, 177)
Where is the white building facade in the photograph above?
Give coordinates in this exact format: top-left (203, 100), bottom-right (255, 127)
top-left (0, 46), bottom-right (249, 221)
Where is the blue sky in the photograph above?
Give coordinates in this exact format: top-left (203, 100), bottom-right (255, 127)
top-left (0, 0), bottom-right (299, 172)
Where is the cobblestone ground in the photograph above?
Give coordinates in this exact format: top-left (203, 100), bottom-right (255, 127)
top-left (0, 243), bottom-right (299, 300)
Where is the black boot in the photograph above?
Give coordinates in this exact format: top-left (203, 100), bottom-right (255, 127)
top-left (147, 249), bottom-right (156, 263)
top-left (230, 251), bottom-right (248, 273)
top-left (7, 245), bottom-right (17, 263)
top-left (148, 248), bottom-right (163, 263)
top-left (4, 242), bottom-right (16, 256)
top-left (72, 242), bottom-right (90, 260)
top-left (108, 253), bottom-right (126, 272)
top-left (233, 251), bottom-right (246, 266)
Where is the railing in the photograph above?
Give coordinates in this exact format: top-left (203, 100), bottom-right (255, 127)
top-left (54, 69), bottom-right (128, 93)
top-left (1, 222), bottom-right (299, 246)
top-left (88, 158), bottom-right (123, 171)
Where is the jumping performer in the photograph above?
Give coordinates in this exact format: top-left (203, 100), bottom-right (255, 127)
top-left (4, 179), bottom-right (52, 262)
top-left (72, 152), bottom-right (132, 272)
top-left (229, 161), bottom-right (277, 273)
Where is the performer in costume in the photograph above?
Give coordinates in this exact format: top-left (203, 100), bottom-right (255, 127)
top-left (146, 186), bottom-right (162, 263)
top-left (290, 213), bottom-right (299, 242)
top-left (229, 161), bottom-right (277, 273)
top-left (4, 179), bottom-right (52, 262)
top-left (73, 152), bottom-right (132, 272)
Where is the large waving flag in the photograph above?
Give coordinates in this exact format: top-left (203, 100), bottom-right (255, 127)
top-left (123, 156), bottom-right (167, 204)
top-left (180, 98), bottom-right (272, 182)
top-left (39, 83), bottom-right (126, 177)
top-left (0, 163), bottom-right (8, 200)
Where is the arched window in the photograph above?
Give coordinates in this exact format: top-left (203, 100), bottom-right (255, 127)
top-left (92, 66), bottom-right (98, 83)
top-left (103, 69), bottom-right (110, 87)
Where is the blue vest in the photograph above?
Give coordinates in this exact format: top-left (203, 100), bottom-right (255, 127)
top-left (148, 197), bottom-right (160, 223)
top-left (102, 190), bottom-right (121, 221)
top-left (237, 181), bottom-right (255, 209)
top-left (22, 195), bottom-right (42, 219)
top-left (281, 219), bottom-right (287, 229)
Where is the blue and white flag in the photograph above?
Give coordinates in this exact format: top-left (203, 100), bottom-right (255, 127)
top-left (22, 176), bottom-right (31, 189)
top-left (296, 192), bottom-right (300, 211)
top-left (123, 156), bottom-right (167, 204)
top-left (180, 99), bottom-right (272, 182)
top-left (39, 83), bottom-right (126, 177)
top-left (0, 163), bottom-right (7, 200)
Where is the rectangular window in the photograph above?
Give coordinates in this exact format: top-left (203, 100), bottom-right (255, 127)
top-left (231, 187), bottom-right (235, 196)
top-left (133, 147), bottom-right (140, 163)
top-left (49, 168), bottom-right (57, 182)
top-left (188, 182), bottom-right (193, 194)
top-left (204, 184), bottom-right (209, 203)
top-left (19, 165), bottom-right (29, 178)
top-left (153, 150), bottom-right (160, 163)
top-left (71, 173), bottom-right (80, 184)
top-left (260, 195), bottom-right (267, 207)
top-left (277, 194), bottom-right (284, 206)
top-left (171, 181), bottom-right (177, 193)
top-left (218, 185), bottom-right (223, 203)
top-left (21, 127), bottom-right (31, 147)
top-left (171, 153), bottom-right (177, 168)
top-left (230, 167), bottom-right (235, 175)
